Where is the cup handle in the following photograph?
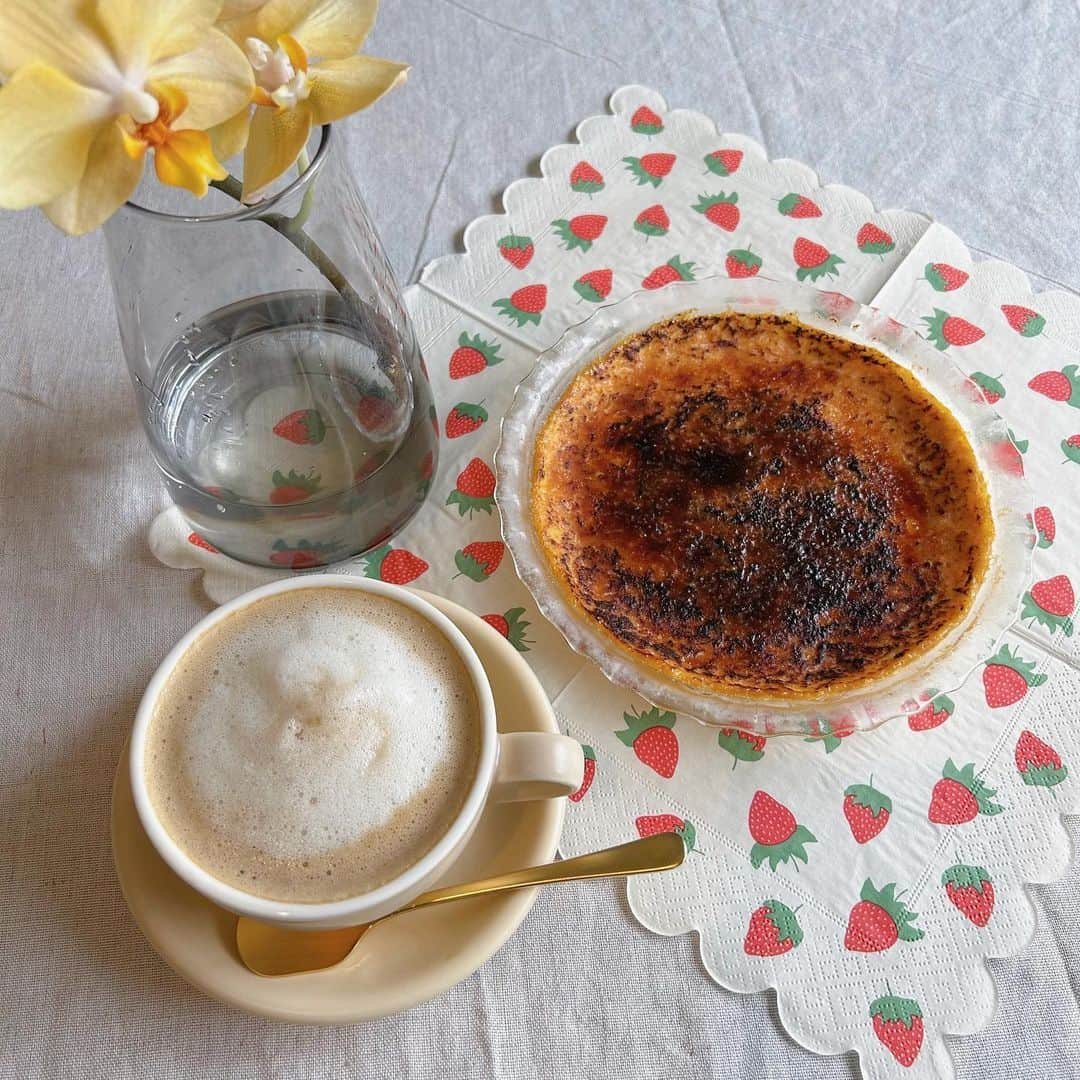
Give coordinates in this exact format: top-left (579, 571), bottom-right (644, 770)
top-left (490, 732), bottom-right (584, 803)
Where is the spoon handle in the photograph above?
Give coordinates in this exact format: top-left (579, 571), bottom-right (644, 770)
top-left (236, 833), bottom-right (687, 977)
top-left (399, 832), bottom-right (685, 914)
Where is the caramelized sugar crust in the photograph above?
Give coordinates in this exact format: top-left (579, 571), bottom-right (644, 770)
top-left (531, 313), bottom-right (992, 696)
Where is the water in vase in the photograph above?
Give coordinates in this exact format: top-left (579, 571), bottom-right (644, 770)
top-left (140, 290), bottom-right (437, 567)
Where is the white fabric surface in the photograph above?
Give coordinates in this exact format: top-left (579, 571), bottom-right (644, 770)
top-left (0, 2), bottom-right (1077, 1078)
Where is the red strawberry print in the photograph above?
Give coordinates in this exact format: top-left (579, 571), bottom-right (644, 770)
top-left (857, 223), bottom-right (895, 256)
top-left (923, 261), bottom-right (969, 292)
top-left (870, 992), bottom-right (924, 1067)
top-left (816, 290), bottom-right (857, 322)
top-left (983, 644), bottom-right (1047, 707)
top-left (497, 233), bottom-right (534, 269)
top-left (802, 715), bottom-right (854, 753)
top-left (704, 149), bottom-right (743, 176)
top-left (843, 778), bottom-right (892, 843)
top-left (630, 105), bottom-right (663, 135)
top-left (445, 401), bottom-right (488, 439)
top-left (726, 247), bottom-right (762, 278)
top-left (568, 745), bottom-right (596, 802)
top-left (449, 331), bottom-right (502, 379)
top-left (693, 191), bottom-right (740, 232)
top-left (551, 214), bottom-right (607, 253)
top-left (845, 879), bottom-right (923, 951)
top-left (1029, 365), bottom-right (1080, 406)
top-left (569, 160), bottom-right (604, 195)
top-left (717, 727), bottom-right (765, 767)
top-left (269, 468), bottom-right (320, 505)
top-left (1032, 505), bottom-right (1056, 548)
top-left (355, 392), bottom-right (395, 433)
top-left (907, 692), bottom-right (954, 731)
top-left (642, 255), bottom-right (696, 290)
top-left (744, 900), bottom-right (803, 956)
top-left (748, 791), bottom-right (816, 871)
top-left (1001, 303), bottom-right (1045, 337)
top-left (492, 284), bottom-right (546, 327)
top-left (1015, 729), bottom-right (1068, 789)
top-left (1022, 575), bottom-right (1075, 635)
top-left (636, 813), bottom-right (697, 852)
top-left (187, 532), bottom-right (219, 554)
top-left (990, 437), bottom-right (1025, 477)
top-left (793, 237), bottom-right (844, 282)
top-left (494, 234), bottom-right (533, 270)
top-left (634, 203), bottom-right (669, 237)
top-left (928, 759), bottom-right (1003, 824)
top-left (453, 540), bottom-right (503, 581)
top-left (269, 538), bottom-right (339, 569)
top-left (1064, 434), bottom-right (1080, 465)
top-left (966, 371), bottom-right (1005, 404)
top-left (481, 606), bottom-right (533, 652)
top-left (446, 457), bottom-right (495, 517)
top-left (615, 706), bottom-right (679, 778)
top-left (922, 308), bottom-right (985, 349)
top-left (418, 450), bottom-right (434, 483)
top-left (623, 153), bottom-right (676, 188)
top-left (273, 408), bottom-right (327, 445)
top-left (361, 545), bottom-right (428, 584)
top-left (574, 269), bottom-right (613, 303)
top-left (942, 863), bottom-right (995, 926)
top-left (777, 193), bottom-right (821, 218)
top-left (354, 450), bottom-right (388, 485)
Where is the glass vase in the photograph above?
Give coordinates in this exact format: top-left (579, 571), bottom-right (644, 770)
top-left (103, 126), bottom-right (436, 568)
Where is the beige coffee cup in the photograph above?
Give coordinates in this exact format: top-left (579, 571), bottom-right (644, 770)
top-left (130, 575), bottom-right (584, 929)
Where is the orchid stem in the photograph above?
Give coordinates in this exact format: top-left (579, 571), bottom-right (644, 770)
top-left (210, 169), bottom-right (364, 317)
top-left (211, 174), bottom-right (243, 201)
top-left (292, 148), bottom-right (315, 231)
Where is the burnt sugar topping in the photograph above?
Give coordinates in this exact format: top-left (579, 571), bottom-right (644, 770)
top-left (531, 312), bottom-right (993, 697)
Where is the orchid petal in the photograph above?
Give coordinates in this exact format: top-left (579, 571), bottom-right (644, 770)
top-left (43, 120), bottom-right (143, 235)
top-left (278, 33), bottom-right (308, 72)
top-left (149, 29), bottom-right (254, 129)
top-left (0, 0), bottom-right (114, 82)
top-left (240, 101), bottom-right (311, 201)
top-left (216, 0), bottom-right (270, 42)
top-left (94, 0), bottom-right (220, 68)
top-left (219, 0), bottom-right (268, 18)
top-left (0, 61), bottom-right (111, 209)
top-left (208, 106), bottom-right (253, 162)
top-left (307, 55), bottom-right (407, 126)
top-left (154, 128), bottom-right (228, 197)
top-left (256, 0), bottom-right (377, 59)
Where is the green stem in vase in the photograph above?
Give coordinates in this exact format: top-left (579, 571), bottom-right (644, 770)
top-left (209, 164), bottom-right (402, 382)
top-left (291, 148), bottom-right (316, 231)
top-left (211, 167), bottom-right (361, 313)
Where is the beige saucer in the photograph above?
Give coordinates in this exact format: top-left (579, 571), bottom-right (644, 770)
top-left (111, 591), bottom-right (565, 1022)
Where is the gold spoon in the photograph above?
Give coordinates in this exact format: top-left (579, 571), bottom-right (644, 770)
top-left (237, 832), bottom-right (685, 977)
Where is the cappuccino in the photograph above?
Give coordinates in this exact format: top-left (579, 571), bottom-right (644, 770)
top-left (144, 587), bottom-right (481, 903)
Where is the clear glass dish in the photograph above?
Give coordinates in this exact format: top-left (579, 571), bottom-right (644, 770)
top-left (495, 277), bottom-right (1034, 736)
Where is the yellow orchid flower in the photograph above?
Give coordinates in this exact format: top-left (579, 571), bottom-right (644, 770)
top-left (0, 0), bottom-right (254, 235)
top-left (215, 0), bottom-right (408, 201)
top-left (120, 84), bottom-right (229, 198)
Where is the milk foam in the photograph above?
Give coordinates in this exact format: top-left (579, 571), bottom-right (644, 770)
top-left (145, 588), bottom-right (480, 902)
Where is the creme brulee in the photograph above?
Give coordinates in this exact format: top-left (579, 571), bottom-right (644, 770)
top-left (531, 312), bottom-right (993, 697)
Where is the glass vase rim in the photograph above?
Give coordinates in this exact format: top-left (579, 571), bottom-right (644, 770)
top-left (116, 124), bottom-right (333, 226)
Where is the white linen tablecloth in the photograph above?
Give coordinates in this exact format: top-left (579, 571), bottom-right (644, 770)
top-left (1, 2), bottom-right (1077, 1076)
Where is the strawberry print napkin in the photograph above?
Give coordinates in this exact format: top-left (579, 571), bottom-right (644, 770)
top-left (149, 87), bottom-right (1080, 1079)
